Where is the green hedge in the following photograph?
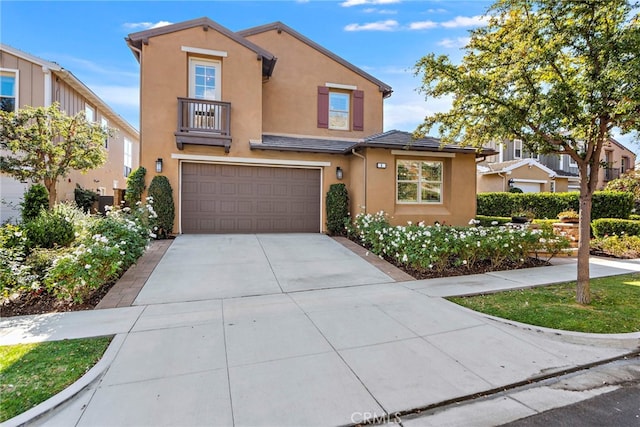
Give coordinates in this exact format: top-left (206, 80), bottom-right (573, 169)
top-left (477, 191), bottom-right (633, 220)
top-left (591, 219), bottom-right (640, 238)
top-left (630, 214), bottom-right (640, 221)
top-left (326, 183), bottom-right (349, 235)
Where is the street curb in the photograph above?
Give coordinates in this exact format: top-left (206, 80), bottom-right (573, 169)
top-left (450, 302), bottom-right (640, 349)
top-left (1, 334), bottom-right (126, 427)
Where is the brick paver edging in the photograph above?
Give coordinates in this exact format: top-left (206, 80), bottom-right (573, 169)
top-left (332, 236), bottom-right (415, 282)
top-left (95, 239), bottom-right (173, 309)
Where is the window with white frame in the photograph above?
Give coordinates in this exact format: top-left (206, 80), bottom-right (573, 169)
top-left (569, 154), bottom-right (577, 167)
top-left (396, 160), bottom-right (443, 204)
top-left (85, 105), bottom-right (95, 122)
top-left (0, 70), bottom-right (17, 112)
top-left (101, 117), bottom-right (109, 148)
top-left (123, 138), bottom-right (132, 177)
top-left (329, 91), bottom-right (350, 130)
top-left (513, 140), bottom-right (522, 159)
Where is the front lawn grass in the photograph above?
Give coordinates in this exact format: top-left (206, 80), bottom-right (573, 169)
top-left (0, 336), bottom-right (112, 422)
top-left (449, 273), bottom-right (640, 334)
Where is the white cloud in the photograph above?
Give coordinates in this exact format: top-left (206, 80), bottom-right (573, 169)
top-left (90, 85), bottom-right (140, 109)
top-left (426, 8), bottom-right (447, 13)
top-left (344, 20), bottom-right (399, 31)
top-left (409, 20), bottom-right (438, 30)
top-left (363, 8), bottom-right (397, 14)
top-left (440, 15), bottom-right (489, 28)
top-left (123, 21), bottom-right (172, 31)
top-left (437, 37), bottom-right (471, 48)
top-left (341, 0), bottom-right (400, 7)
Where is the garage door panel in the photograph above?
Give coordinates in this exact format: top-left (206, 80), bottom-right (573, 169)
top-left (181, 163), bottom-right (320, 233)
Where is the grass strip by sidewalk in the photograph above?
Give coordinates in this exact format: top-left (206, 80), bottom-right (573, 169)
top-left (0, 336), bottom-right (112, 422)
top-left (449, 273), bottom-right (640, 334)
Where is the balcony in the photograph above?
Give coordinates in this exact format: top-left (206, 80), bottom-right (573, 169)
top-left (175, 97), bottom-right (231, 152)
top-left (604, 167), bottom-right (620, 182)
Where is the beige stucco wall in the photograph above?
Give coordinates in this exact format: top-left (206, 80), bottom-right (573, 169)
top-left (598, 142), bottom-right (637, 190)
top-left (244, 29), bottom-right (384, 137)
top-left (359, 149), bottom-right (478, 226)
top-left (477, 174), bottom-right (506, 193)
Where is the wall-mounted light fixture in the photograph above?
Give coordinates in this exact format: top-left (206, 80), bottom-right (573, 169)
top-left (336, 166), bottom-right (343, 180)
top-left (156, 158), bottom-right (163, 173)
top-left (376, 162), bottom-right (387, 169)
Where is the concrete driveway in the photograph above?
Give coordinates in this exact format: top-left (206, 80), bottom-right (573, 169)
top-left (133, 234), bottom-right (394, 304)
top-left (8, 234), bottom-right (638, 427)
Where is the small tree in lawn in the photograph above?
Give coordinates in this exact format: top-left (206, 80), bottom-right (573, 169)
top-left (0, 102), bottom-right (108, 208)
top-left (414, 0), bottom-right (640, 304)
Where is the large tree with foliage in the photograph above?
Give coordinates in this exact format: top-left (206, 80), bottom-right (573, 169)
top-left (414, 0), bottom-right (640, 304)
top-left (0, 102), bottom-right (108, 208)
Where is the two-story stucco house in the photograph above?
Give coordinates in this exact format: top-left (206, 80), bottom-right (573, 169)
top-left (477, 138), bottom-right (636, 193)
top-left (0, 44), bottom-right (139, 223)
top-left (126, 18), bottom-right (494, 234)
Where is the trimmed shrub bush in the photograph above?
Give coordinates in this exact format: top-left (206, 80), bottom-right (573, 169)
top-left (591, 235), bottom-right (640, 258)
top-left (591, 218), bottom-right (640, 238)
top-left (326, 183), bottom-right (349, 235)
top-left (148, 175), bottom-right (174, 239)
top-left (509, 187), bottom-right (523, 193)
top-left (477, 191), bottom-right (633, 219)
top-left (24, 207), bottom-right (75, 251)
top-left (125, 166), bottom-right (146, 206)
top-left (21, 184), bottom-right (49, 221)
top-left (74, 184), bottom-right (99, 213)
top-left (630, 214), bottom-right (640, 221)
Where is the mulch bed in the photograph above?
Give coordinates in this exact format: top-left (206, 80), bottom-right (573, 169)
top-left (394, 257), bottom-right (551, 280)
top-left (1, 280), bottom-right (117, 318)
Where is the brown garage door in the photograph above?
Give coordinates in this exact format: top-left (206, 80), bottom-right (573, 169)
top-left (181, 163), bottom-right (321, 233)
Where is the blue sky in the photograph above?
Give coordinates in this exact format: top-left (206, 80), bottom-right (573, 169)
top-left (1, 0), bottom-right (637, 152)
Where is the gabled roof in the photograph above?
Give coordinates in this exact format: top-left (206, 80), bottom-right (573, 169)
top-left (0, 43), bottom-right (139, 138)
top-left (126, 17), bottom-right (277, 77)
top-left (479, 158), bottom-right (557, 177)
top-left (238, 21), bottom-right (392, 98)
top-left (361, 130), bottom-right (497, 157)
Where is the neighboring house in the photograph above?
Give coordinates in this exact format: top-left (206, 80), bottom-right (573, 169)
top-left (126, 18), bottom-right (495, 234)
top-left (0, 44), bottom-right (139, 223)
top-left (477, 138), bottom-right (636, 193)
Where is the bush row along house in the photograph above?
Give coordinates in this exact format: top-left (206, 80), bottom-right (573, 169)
top-left (0, 43), bottom-right (139, 223)
top-left (477, 138), bottom-right (636, 194)
top-left (126, 17), bottom-right (496, 234)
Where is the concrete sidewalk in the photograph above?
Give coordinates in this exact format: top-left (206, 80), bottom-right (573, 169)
top-left (1, 235), bottom-right (639, 427)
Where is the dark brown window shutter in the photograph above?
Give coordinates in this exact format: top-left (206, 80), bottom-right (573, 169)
top-left (317, 86), bottom-right (329, 128)
top-left (353, 90), bottom-right (364, 131)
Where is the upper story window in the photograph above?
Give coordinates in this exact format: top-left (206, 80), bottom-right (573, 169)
top-left (317, 85), bottom-right (364, 131)
top-left (396, 160), bottom-right (443, 204)
top-left (569, 154), bottom-right (577, 167)
top-left (329, 92), bottom-right (349, 130)
top-left (513, 139), bottom-right (522, 159)
top-left (189, 58), bottom-right (221, 100)
top-left (101, 117), bottom-right (109, 149)
top-left (123, 138), bottom-right (132, 178)
top-left (85, 105), bottom-right (95, 122)
top-left (0, 69), bottom-right (17, 112)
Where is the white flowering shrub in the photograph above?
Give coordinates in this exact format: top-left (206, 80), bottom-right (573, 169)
top-left (349, 212), bottom-right (570, 273)
top-left (44, 200), bottom-right (154, 302)
top-left (1, 200), bottom-right (154, 304)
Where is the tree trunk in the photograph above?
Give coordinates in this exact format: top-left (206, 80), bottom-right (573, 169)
top-left (577, 192), bottom-right (592, 304)
top-left (576, 167), bottom-right (592, 305)
top-left (44, 178), bottom-right (57, 209)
